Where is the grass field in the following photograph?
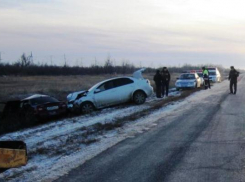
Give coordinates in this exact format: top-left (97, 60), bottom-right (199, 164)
top-left (0, 72), bottom-right (179, 102)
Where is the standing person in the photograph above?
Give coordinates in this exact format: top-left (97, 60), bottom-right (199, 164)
top-left (202, 66), bottom-right (211, 89)
top-left (153, 70), bottom-right (162, 98)
top-left (229, 66), bottom-right (239, 94)
top-left (161, 67), bottom-right (171, 97)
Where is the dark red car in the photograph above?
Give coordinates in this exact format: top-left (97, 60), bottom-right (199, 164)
top-left (20, 94), bottom-right (67, 123)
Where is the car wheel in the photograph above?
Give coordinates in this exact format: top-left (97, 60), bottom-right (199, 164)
top-left (80, 102), bottom-right (94, 114)
top-left (133, 91), bottom-right (146, 105)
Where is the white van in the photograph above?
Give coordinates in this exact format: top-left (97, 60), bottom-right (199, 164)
top-left (207, 67), bottom-right (221, 82)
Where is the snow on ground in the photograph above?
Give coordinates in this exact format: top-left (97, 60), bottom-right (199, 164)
top-left (0, 82), bottom-right (231, 182)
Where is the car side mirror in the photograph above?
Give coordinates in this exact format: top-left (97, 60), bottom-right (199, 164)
top-left (94, 89), bottom-right (101, 93)
top-left (176, 78), bottom-right (179, 80)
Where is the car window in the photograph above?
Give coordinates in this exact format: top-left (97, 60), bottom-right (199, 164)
top-left (209, 72), bottom-right (216, 75)
top-left (114, 78), bottom-right (134, 87)
top-left (97, 80), bottom-right (115, 92)
top-left (180, 74), bottom-right (195, 79)
top-left (30, 97), bottom-right (59, 105)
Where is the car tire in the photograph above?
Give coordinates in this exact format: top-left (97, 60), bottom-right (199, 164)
top-left (80, 102), bottom-right (94, 114)
top-left (133, 91), bottom-right (146, 105)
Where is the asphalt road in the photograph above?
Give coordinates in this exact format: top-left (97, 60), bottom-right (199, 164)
top-left (56, 77), bottom-right (245, 182)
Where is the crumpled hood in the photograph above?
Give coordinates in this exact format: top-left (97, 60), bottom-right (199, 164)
top-left (67, 90), bottom-right (86, 102)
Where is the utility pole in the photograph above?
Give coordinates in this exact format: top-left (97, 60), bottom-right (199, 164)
top-left (64, 54), bottom-right (67, 67)
top-left (80, 58), bottom-right (83, 67)
top-left (50, 55), bottom-right (53, 65)
top-left (30, 51), bottom-right (33, 64)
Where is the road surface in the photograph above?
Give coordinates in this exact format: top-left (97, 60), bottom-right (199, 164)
top-left (56, 77), bottom-right (245, 182)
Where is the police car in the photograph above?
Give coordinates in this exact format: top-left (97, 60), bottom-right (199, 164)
top-left (175, 73), bottom-right (202, 90)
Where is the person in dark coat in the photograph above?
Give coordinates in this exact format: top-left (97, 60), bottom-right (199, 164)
top-left (161, 67), bottom-right (171, 97)
top-left (229, 66), bottom-right (239, 94)
top-left (202, 66), bottom-right (211, 89)
top-left (153, 70), bottom-right (162, 98)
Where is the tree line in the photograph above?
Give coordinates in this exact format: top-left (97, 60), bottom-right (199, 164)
top-left (0, 53), bottom-right (229, 76)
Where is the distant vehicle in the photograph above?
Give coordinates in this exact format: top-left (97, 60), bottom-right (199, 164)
top-left (175, 73), bottom-right (202, 90)
top-left (69, 69), bottom-right (153, 114)
top-left (19, 94), bottom-right (67, 123)
top-left (207, 67), bottom-right (221, 82)
top-left (188, 70), bottom-right (204, 85)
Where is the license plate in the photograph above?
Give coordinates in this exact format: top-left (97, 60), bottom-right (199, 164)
top-left (47, 106), bottom-right (59, 111)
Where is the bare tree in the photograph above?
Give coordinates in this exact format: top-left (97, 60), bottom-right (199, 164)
top-left (20, 53), bottom-right (31, 67)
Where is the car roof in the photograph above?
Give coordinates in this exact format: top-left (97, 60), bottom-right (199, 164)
top-left (88, 76), bottom-right (135, 91)
top-left (22, 94), bottom-right (49, 101)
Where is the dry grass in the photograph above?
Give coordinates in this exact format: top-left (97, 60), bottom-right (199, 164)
top-left (0, 73), bottom-right (180, 102)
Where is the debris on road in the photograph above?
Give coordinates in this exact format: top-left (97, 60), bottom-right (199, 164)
top-left (0, 141), bottom-right (27, 168)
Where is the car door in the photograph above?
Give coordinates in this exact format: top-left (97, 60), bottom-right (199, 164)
top-left (93, 80), bottom-right (118, 108)
top-left (113, 78), bottom-right (134, 103)
top-left (195, 74), bottom-right (201, 87)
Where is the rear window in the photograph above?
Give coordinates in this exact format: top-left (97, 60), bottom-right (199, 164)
top-left (30, 97), bottom-right (59, 105)
top-left (209, 72), bottom-right (216, 75)
top-left (180, 74), bottom-right (195, 79)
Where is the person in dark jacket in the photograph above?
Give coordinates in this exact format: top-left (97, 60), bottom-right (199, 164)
top-left (202, 66), bottom-right (211, 89)
top-left (161, 67), bottom-right (171, 97)
top-left (153, 70), bottom-right (162, 98)
top-left (229, 66), bottom-right (239, 94)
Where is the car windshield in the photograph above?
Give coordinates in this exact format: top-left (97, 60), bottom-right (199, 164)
top-left (179, 74), bottom-right (195, 80)
top-left (209, 72), bottom-right (216, 75)
top-left (88, 81), bottom-right (105, 92)
top-left (30, 97), bottom-right (59, 105)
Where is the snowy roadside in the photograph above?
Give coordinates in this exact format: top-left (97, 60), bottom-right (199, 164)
top-left (0, 82), bottom-right (230, 182)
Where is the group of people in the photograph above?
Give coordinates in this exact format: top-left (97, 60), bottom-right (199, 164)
top-left (153, 66), bottom-right (240, 98)
top-left (153, 67), bottom-right (171, 98)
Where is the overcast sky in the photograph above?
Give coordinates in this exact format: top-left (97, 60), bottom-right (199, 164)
top-left (1, 0), bottom-right (245, 68)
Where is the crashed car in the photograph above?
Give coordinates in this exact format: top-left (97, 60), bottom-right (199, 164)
top-left (175, 73), bottom-right (202, 90)
top-left (67, 69), bottom-right (153, 114)
top-left (67, 90), bottom-right (87, 112)
top-left (19, 94), bottom-right (67, 123)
